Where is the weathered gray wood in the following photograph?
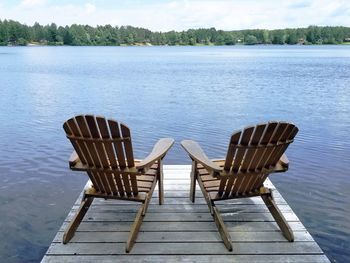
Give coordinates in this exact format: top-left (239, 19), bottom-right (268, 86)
top-left (261, 193), bottom-right (294, 241)
top-left (65, 211), bottom-right (299, 222)
top-left (180, 140), bottom-right (222, 172)
top-left (213, 206), bottom-right (233, 251)
top-left (69, 204), bottom-right (293, 213)
top-left (157, 159), bottom-right (164, 205)
top-left (59, 221), bottom-right (307, 232)
top-left (62, 197), bottom-right (93, 244)
top-left (190, 160), bottom-right (197, 202)
top-left (75, 194), bottom-right (287, 205)
top-left (125, 205), bottom-right (144, 253)
top-left (136, 138), bottom-right (174, 170)
top-left (47, 242), bottom-right (323, 255)
top-left (54, 231), bottom-right (314, 243)
top-left (42, 255), bottom-right (331, 263)
top-left (42, 165), bottom-right (329, 263)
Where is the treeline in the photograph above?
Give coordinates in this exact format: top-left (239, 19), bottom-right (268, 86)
top-left (1, 19), bottom-right (350, 46)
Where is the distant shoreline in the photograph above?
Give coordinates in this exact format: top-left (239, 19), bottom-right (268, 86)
top-left (4, 42), bottom-right (350, 47)
top-left (1, 20), bottom-right (350, 46)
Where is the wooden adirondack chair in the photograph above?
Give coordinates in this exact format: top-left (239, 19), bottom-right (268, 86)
top-left (62, 115), bottom-right (174, 252)
top-left (181, 121), bottom-right (298, 251)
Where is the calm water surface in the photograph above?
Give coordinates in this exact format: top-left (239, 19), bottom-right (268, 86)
top-left (0, 46), bottom-right (349, 262)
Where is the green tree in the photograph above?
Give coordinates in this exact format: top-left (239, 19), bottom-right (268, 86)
top-left (46, 23), bottom-right (58, 43)
top-left (262, 30), bottom-right (270, 44)
top-left (63, 30), bottom-right (73, 45)
top-left (32, 22), bottom-right (45, 42)
top-left (0, 20), bottom-right (9, 44)
top-left (271, 30), bottom-right (286, 44)
top-left (244, 35), bottom-right (258, 45)
top-left (286, 31), bottom-right (298, 44)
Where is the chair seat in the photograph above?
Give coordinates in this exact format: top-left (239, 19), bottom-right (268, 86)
top-left (197, 160), bottom-right (224, 192)
top-left (83, 162), bottom-right (159, 200)
top-left (197, 161), bottom-right (261, 199)
top-left (136, 163), bottom-right (159, 193)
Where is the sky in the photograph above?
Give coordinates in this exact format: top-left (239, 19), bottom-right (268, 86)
top-left (0, 0), bottom-right (349, 31)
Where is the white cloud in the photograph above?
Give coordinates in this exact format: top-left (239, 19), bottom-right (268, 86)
top-left (19, 0), bottom-right (46, 8)
top-left (0, 0), bottom-right (349, 30)
top-left (84, 3), bottom-right (96, 15)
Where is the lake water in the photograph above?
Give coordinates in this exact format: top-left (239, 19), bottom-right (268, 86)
top-left (0, 45), bottom-right (349, 262)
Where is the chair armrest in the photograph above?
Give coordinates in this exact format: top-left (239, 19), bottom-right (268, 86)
top-left (181, 140), bottom-right (222, 173)
top-left (69, 151), bottom-right (79, 167)
top-left (136, 138), bottom-right (174, 170)
top-left (279, 153), bottom-right (289, 168)
top-left (272, 153), bottom-right (289, 173)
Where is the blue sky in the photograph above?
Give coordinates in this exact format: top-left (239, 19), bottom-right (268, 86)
top-left (0, 0), bottom-right (349, 31)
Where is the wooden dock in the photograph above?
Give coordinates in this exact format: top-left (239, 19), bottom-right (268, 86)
top-left (41, 165), bottom-right (330, 263)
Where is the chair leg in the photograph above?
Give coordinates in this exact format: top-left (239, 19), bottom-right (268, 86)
top-left (261, 193), bottom-right (294, 242)
top-left (190, 160), bottom-right (197, 203)
top-left (63, 196), bottom-right (93, 244)
top-left (213, 206), bottom-right (233, 251)
top-left (157, 160), bottom-right (164, 205)
top-left (126, 204), bottom-right (145, 253)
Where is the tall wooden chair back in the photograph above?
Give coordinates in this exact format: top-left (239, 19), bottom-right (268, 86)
top-left (63, 115), bottom-right (139, 197)
top-left (219, 122), bottom-right (298, 196)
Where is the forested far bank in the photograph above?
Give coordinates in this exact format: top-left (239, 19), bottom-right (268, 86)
top-left (1, 19), bottom-right (350, 46)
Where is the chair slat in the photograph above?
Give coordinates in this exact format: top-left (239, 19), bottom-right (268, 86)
top-left (130, 174), bottom-right (138, 195)
top-left (96, 117), bottom-right (118, 168)
top-left (108, 120), bottom-right (127, 168)
top-left (64, 120), bottom-right (100, 191)
top-left (85, 115), bottom-right (116, 195)
top-left (224, 131), bottom-right (241, 171)
top-left (75, 116), bottom-right (108, 194)
top-left (241, 124), bottom-right (266, 171)
top-left (113, 172), bottom-right (125, 196)
top-left (254, 123), bottom-right (297, 190)
top-left (96, 117), bottom-right (125, 196)
top-left (122, 174), bottom-right (132, 196)
top-left (223, 176), bottom-right (235, 196)
top-left (237, 124), bottom-right (266, 195)
top-left (270, 125), bottom-right (298, 166)
top-left (254, 122), bottom-right (278, 169)
top-left (96, 117), bottom-right (124, 196)
top-left (118, 123), bottom-right (137, 195)
top-left (265, 123), bottom-right (294, 168)
top-left (65, 117), bottom-right (102, 192)
top-left (246, 124), bottom-right (268, 171)
top-left (75, 116), bottom-right (101, 167)
top-left (231, 126), bottom-right (254, 171)
top-left (221, 132), bottom-right (240, 195)
top-left (250, 122), bottom-right (281, 190)
top-left (227, 126), bottom-right (254, 195)
top-left (120, 124), bottom-right (135, 168)
top-left (66, 118), bottom-right (92, 164)
top-left (63, 122), bottom-right (87, 165)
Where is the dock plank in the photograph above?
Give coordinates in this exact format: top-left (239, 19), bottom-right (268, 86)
top-left (41, 165), bottom-right (330, 263)
top-left (42, 255), bottom-right (330, 263)
top-left (53, 231), bottom-right (314, 243)
top-left (59, 221), bottom-right (307, 232)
